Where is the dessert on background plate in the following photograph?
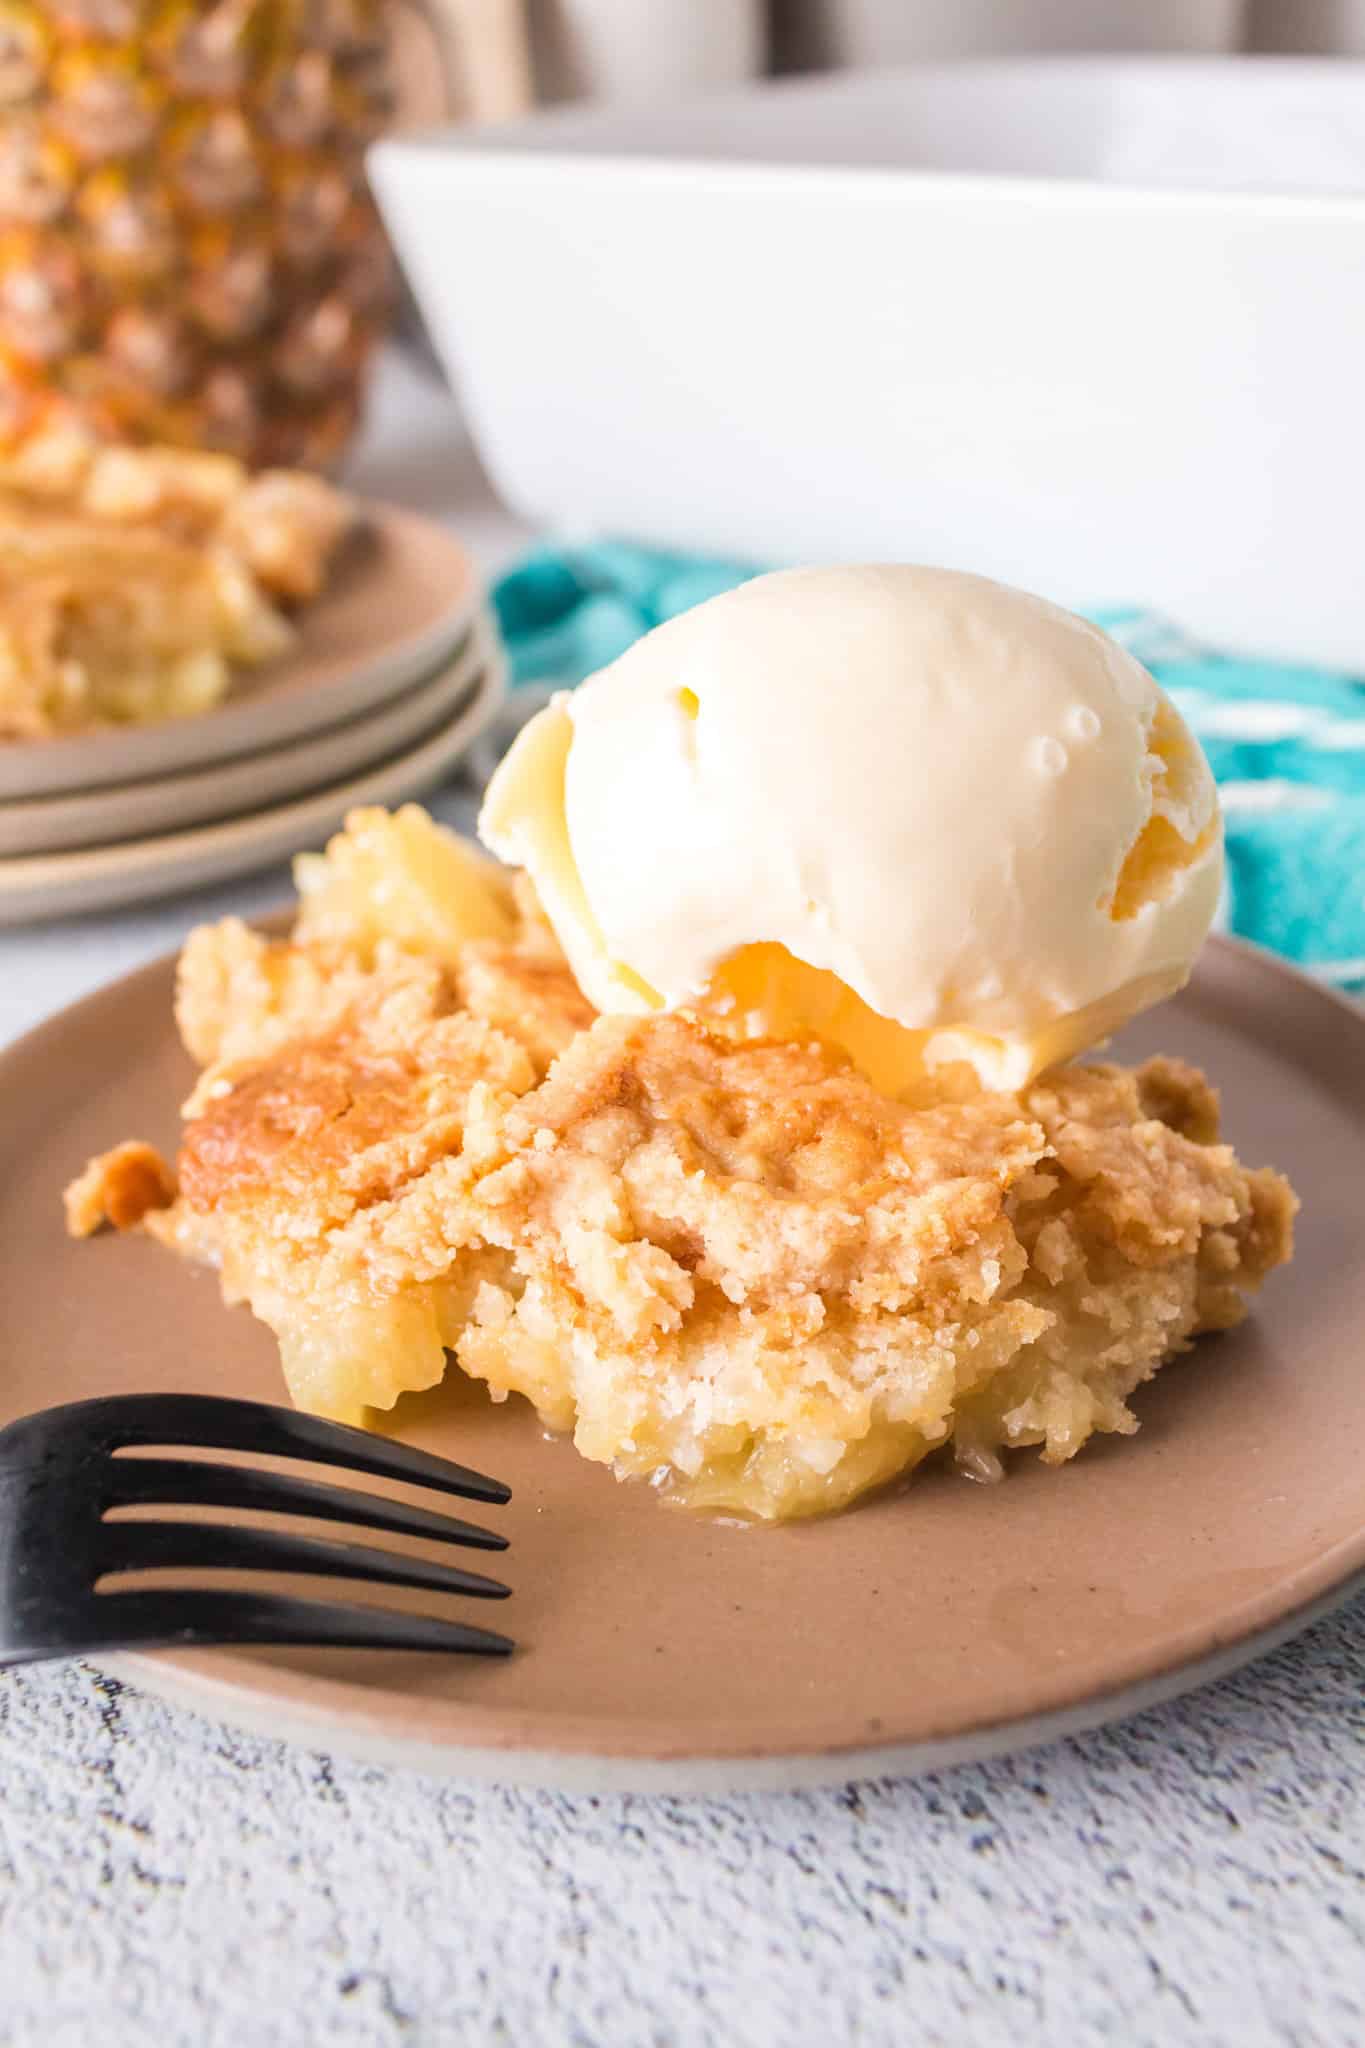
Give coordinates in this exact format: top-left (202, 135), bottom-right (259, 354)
top-left (67, 567), bottom-right (1296, 1521)
top-left (0, 427), bottom-right (352, 739)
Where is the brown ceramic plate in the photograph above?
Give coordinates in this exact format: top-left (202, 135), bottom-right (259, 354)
top-left (0, 505), bottom-right (480, 803)
top-left (1, 937), bottom-right (1361, 1790)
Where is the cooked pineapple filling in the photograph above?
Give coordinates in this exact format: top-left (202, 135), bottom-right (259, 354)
top-left (66, 807), bottom-right (1295, 1524)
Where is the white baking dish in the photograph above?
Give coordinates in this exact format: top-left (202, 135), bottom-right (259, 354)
top-left (372, 59), bottom-right (1365, 667)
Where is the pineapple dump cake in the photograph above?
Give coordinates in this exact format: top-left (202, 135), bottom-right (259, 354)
top-left (66, 569), bottom-right (1296, 1522)
top-left (0, 428), bottom-right (351, 737)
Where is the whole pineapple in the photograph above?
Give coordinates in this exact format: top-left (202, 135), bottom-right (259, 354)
top-left (0, 0), bottom-right (398, 469)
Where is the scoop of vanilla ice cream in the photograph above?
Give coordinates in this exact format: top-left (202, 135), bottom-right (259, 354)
top-left (480, 565), bottom-right (1222, 1093)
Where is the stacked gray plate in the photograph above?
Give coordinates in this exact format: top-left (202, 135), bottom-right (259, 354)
top-left (0, 505), bottom-right (505, 924)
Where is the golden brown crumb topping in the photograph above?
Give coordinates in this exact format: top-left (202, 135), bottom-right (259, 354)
top-left (0, 438), bottom-right (351, 739)
top-left (64, 807), bottom-right (1297, 1521)
top-left (64, 1139), bottom-right (177, 1238)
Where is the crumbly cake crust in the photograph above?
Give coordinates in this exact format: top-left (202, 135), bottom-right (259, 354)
top-left (0, 442), bottom-right (350, 738)
top-left (65, 809), bottom-right (1297, 1521)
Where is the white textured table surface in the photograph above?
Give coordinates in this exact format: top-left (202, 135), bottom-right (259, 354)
top-left (1, 356), bottom-right (1360, 2048)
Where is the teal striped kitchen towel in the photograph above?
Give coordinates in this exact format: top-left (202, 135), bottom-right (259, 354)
top-left (492, 542), bottom-right (1365, 997)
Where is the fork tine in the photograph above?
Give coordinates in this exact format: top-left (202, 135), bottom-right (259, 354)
top-left (105, 1458), bottom-right (508, 1551)
top-left (100, 1520), bottom-right (511, 1600)
top-left (80, 1394), bottom-right (510, 1506)
top-left (88, 1588), bottom-right (514, 1658)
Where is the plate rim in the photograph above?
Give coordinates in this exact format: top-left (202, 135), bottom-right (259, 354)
top-left (5, 929), bottom-right (1363, 1788)
top-left (0, 645), bottom-right (504, 922)
top-left (0, 626), bottom-right (484, 858)
top-left (101, 1568), bottom-right (1364, 1792)
top-left (0, 503), bottom-right (481, 802)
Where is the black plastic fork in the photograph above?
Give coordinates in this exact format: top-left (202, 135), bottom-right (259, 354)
top-left (0, 1394), bottom-right (513, 1665)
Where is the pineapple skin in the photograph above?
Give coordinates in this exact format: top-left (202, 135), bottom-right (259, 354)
top-left (0, 0), bottom-right (398, 470)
